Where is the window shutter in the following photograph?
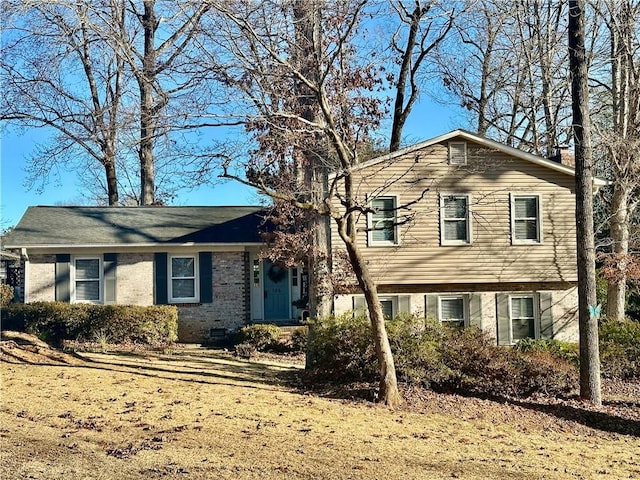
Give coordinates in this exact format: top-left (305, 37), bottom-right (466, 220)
top-left (539, 292), bottom-right (553, 339)
top-left (398, 295), bottom-right (411, 314)
top-left (424, 294), bottom-right (438, 320)
top-left (55, 254), bottom-right (70, 302)
top-left (496, 293), bottom-right (511, 345)
top-left (469, 294), bottom-right (482, 328)
top-left (154, 253), bottom-right (168, 305)
top-left (199, 252), bottom-right (213, 304)
top-left (353, 296), bottom-right (366, 316)
top-left (104, 253), bottom-right (117, 305)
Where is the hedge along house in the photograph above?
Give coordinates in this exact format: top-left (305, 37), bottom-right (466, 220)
top-left (330, 130), bottom-right (607, 345)
top-left (3, 206), bottom-right (306, 342)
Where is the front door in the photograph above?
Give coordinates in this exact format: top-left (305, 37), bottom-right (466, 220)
top-left (263, 260), bottom-right (290, 321)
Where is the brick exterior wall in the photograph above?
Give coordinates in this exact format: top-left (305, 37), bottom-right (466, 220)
top-left (26, 254), bottom-right (56, 302)
top-left (177, 252), bottom-right (249, 343)
top-left (116, 253), bottom-right (154, 305)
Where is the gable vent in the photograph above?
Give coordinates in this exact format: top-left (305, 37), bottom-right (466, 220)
top-left (449, 142), bottom-right (467, 165)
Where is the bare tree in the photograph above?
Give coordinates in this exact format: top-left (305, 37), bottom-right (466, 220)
top-left (388, 1), bottom-right (455, 152)
top-left (438, 0), bottom-right (572, 154)
top-left (569, 0), bottom-right (602, 406)
top-left (1, 0), bottom-right (223, 206)
top-left (112, 0), bottom-right (213, 204)
top-left (592, 0), bottom-right (640, 320)
top-left (0, 0), bottom-right (128, 205)
top-left (208, 0), bottom-right (406, 406)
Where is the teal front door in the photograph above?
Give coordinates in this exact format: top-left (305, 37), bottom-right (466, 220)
top-left (263, 260), bottom-right (290, 321)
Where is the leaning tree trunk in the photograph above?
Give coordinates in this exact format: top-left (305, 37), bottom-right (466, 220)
top-left (337, 216), bottom-right (401, 408)
top-left (569, 0), bottom-right (602, 406)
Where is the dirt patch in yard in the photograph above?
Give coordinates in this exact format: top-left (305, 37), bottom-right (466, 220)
top-left (1, 335), bottom-right (639, 479)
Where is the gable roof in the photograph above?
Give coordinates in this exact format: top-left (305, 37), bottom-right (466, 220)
top-left (4, 206), bottom-right (269, 248)
top-left (350, 129), bottom-right (608, 186)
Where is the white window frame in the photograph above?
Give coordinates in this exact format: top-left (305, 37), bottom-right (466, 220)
top-left (509, 294), bottom-right (538, 344)
top-left (440, 194), bottom-right (472, 245)
top-left (168, 254), bottom-right (199, 303)
top-left (437, 295), bottom-right (468, 327)
top-left (448, 141), bottom-right (467, 165)
top-left (367, 195), bottom-right (399, 246)
top-left (71, 256), bottom-right (103, 304)
top-left (379, 296), bottom-right (397, 319)
top-left (511, 194), bottom-right (543, 244)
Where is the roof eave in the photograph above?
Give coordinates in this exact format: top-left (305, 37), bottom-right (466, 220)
top-left (334, 129), bottom-right (608, 185)
top-left (4, 242), bottom-right (266, 250)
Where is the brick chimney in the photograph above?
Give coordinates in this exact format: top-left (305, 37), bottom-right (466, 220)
top-left (549, 145), bottom-right (575, 167)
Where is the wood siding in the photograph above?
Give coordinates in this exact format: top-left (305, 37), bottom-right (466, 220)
top-left (331, 140), bottom-right (577, 286)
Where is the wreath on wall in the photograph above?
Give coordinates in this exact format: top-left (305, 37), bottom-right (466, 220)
top-left (267, 264), bottom-right (287, 283)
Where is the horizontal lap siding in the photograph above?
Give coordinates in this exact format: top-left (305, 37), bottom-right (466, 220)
top-left (332, 142), bottom-right (577, 285)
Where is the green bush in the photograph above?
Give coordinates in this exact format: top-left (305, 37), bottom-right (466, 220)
top-left (307, 312), bottom-right (578, 398)
top-left (1, 302), bottom-right (178, 347)
top-left (0, 284), bottom-right (14, 306)
top-left (290, 326), bottom-right (308, 352)
top-left (307, 312), bottom-right (377, 380)
top-left (385, 315), bottom-right (446, 385)
top-left (237, 323), bottom-right (281, 351)
top-left (514, 338), bottom-right (580, 367)
top-left (600, 317), bottom-right (640, 379)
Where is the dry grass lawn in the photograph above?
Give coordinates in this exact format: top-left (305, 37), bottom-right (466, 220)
top-left (1, 334), bottom-right (639, 480)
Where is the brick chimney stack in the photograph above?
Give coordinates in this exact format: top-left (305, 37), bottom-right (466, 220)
top-left (549, 145), bottom-right (575, 167)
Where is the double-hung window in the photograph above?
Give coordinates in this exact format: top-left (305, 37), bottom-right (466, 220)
top-left (368, 196), bottom-right (397, 245)
top-left (511, 194), bottom-right (542, 243)
top-left (510, 295), bottom-right (536, 342)
top-left (438, 296), bottom-right (466, 328)
top-left (73, 257), bottom-right (102, 303)
top-left (440, 194), bottom-right (471, 244)
top-left (169, 255), bottom-right (198, 303)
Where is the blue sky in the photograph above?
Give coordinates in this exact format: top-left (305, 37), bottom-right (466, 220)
top-left (0, 100), bottom-right (467, 229)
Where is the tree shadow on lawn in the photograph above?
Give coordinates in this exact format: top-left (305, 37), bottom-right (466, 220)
top-left (507, 397), bottom-right (640, 437)
top-left (303, 379), bottom-right (640, 438)
top-left (10, 349), bottom-right (304, 392)
top-left (81, 351), bottom-right (304, 389)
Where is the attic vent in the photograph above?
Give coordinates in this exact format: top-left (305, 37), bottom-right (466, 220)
top-left (449, 142), bottom-right (467, 165)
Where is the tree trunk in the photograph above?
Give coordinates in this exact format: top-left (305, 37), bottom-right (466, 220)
top-left (139, 0), bottom-right (156, 205)
top-left (568, 0), bottom-right (602, 406)
top-left (337, 215), bottom-right (401, 408)
top-left (389, 6), bottom-right (420, 153)
top-left (104, 156), bottom-right (119, 206)
top-left (606, 183), bottom-right (630, 320)
top-left (293, 0), bottom-right (333, 320)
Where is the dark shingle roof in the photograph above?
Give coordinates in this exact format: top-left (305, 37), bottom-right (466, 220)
top-left (4, 206), bottom-right (269, 247)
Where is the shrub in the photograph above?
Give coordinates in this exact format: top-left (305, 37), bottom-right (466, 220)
top-left (290, 326), bottom-right (308, 353)
top-left (235, 342), bottom-right (257, 359)
top-left (307, 312), bottom-right (377, 380)
top-left (385, 314), bottom-right (446, 385)
top-left (1, 302), bottom-right (178, 347)
top-left (514, 338), bottom-right (579, 367)
top-left (600, 317), bottom-right (640, 379)
top-left (306, 312), bottom-right (578, 398)
top-left (0, 284), bottom-right (14, 306)
top-left (237, 324), bottom-right (281, 351)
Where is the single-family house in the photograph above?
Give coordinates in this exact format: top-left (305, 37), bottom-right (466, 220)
top-left (2, 206), bottom-right (306, 342)
top-left (4, 129), bottom-right (606, 345)
top-left (330, 129), bottom-right (606, 344)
